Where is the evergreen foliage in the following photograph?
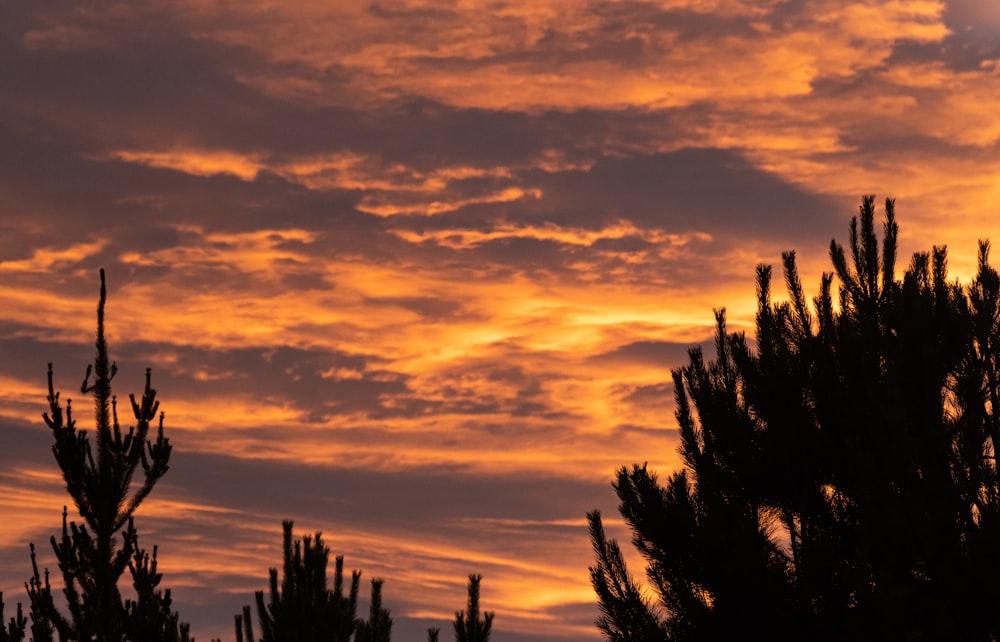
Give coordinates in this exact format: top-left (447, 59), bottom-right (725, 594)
top-left (589, 196), bottom-right (1000, 640)
top-left (2, 269), bottom-right (188, 641)
top-left (354, 580), bottom-right (391, 642)
top-left (236, 521), bottom-right (390, 642)
top-left (453, 575), bottom-right (492, 642)
top-left (0, 595), bottom-right (26, 642)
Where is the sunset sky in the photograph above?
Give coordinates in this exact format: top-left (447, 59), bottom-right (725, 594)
top-left (2, 1), bottom-right (1000, 640)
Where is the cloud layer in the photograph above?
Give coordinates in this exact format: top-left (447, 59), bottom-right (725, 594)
top-left (2, 1), bottom-right (999, 639)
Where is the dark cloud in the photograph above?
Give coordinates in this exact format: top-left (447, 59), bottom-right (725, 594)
top-left (516, 149), bottom-right (843, 238)
top-left (362, 295), bottom-right (468, 320)
top-left (164, 451), bottom-right (610, 529)
top-left (618, 382), bottom-right (676, 408)
top-left (131, 343), bottom-right (413, 422)
top-left (0, 324), bottom-right (407, 423)
top-left (350, 100), bottom-right (679, 169)
top-left (589, 0), bottom-right (763, 43)
top-left (0, 122), bottom-right (370, 253)
top-left (0, 418), bottom-right (51, 474)
top-left (941, 0), bottom-right (1000, 70)
top-left (367, 2), bottom-right (459, 23)
top-left (387, 146), bottom-right (841, 248)
top-left (0, 11), bottom-right (264, 148)
top-left (459, 237), bottom-right (576, 278)
top-left (2, 6), bottom-right (666, 173)
top-left (589, 339), bottom-right (709, 370)
top-left (612, 422), bottom-right (678, 440)
top-left (540, 601), bottom-right (602, 634)
top-left (385, 146), bottom-right (845, 286)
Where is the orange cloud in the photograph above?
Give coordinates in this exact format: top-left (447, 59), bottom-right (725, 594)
top-left (0, 239), bottom-right (107, 273)
top-left (108, 149), bottom-right (266, 181)
top-left (391, 219), bottom-right (711, 250)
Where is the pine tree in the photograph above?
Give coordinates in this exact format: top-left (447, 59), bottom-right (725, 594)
top-left (236, 520), bottom-right (390, 642)
top-left (0, 595), bottom-right (26, 642)
top-left (453, 575), bottom-right (492, 642)
top-left (20, 269), bottom-right (188, 641)
top-left (589, 196), bottom-right (1000, 641)
top-left (354, 579), bottom-right (391, 642)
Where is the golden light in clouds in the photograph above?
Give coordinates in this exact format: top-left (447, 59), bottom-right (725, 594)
top-left (1, 241), bottom-right (108, 273)
top-left (2, 0), bottom-right (1000, 639)
top-left (109, 150), bottom-right (268, 181)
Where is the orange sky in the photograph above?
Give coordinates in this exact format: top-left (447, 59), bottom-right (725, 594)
top-left (1, 1), bottom-right (1000, 640)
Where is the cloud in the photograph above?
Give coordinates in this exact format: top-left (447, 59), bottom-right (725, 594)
top-left (590, 339), bottom-right (703, 369)
top-left (3, 1), bottom-right (1000, 640)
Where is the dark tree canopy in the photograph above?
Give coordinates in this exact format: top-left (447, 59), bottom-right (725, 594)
top-left (453, 575), bottom-right (492, 642)
top-left (0, 269), bottom-right (188, 642)
top-left (235, 522), bottom-right (499, 642)
top-left (590, 196), bottom-right (1000, 641)
top-left (0, 599), bottom-right (27, 642)
top-left (235, 520), bottom-right (391, 642)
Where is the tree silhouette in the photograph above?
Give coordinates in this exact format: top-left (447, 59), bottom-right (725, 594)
top-left (453, 575), bottom-right (492, 642)
top-left (353, 579), bottom-right (391, 642)
top-left (6, 269), bottom-right (190, 642)
top-left (589, 196), bottom-right (1000, 641)
top-left (236, 520), bottom-right (390, 642)
top-left (0, 596), bottom-right (26, 642)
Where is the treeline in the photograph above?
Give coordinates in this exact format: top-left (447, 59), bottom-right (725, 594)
top-left (0, 270), bottom-right (493, 642)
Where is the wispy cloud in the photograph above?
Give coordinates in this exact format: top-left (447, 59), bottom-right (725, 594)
top-left (1, 1), bottom-right (998, 640)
